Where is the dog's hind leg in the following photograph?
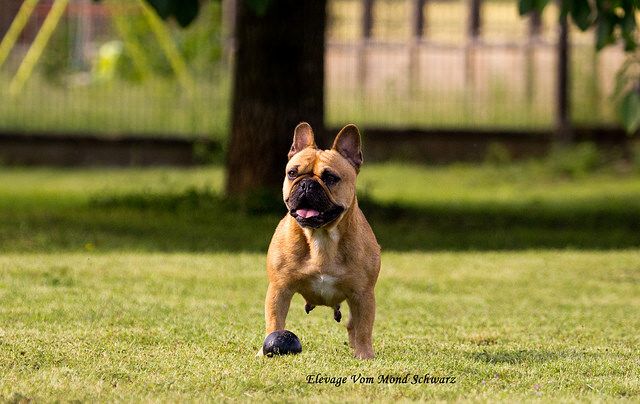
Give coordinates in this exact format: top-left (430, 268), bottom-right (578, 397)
top-left (333, 304), bottom-right (342, 322)
top-left (304, 302), bottom-right (316, 314)
top-left (346, 291), bottom-right (375, 359)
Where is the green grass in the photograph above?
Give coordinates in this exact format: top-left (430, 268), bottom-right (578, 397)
top-left (1, 251), bottom-right (639, 401)
top-left (1, 158), bottom-right (639, 252)
top-left (0, 74), bottom-right (229, 140)
top-left (0, 161), bottom-right (639, 400)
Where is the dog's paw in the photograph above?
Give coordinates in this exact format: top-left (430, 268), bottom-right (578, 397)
top-left (354, 349), bottom-right (375, 360)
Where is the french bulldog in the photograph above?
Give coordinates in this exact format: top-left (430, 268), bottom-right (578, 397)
top-left (260, 122), bottom-right (381, 359)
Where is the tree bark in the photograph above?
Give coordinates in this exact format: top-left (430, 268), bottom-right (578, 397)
top-left (0, 1), bottom-right (22, 39)
top-left (226, 0), bottom-right (327, 197)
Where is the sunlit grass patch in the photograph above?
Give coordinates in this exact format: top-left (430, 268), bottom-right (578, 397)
top-left (0, 251), bottom-right (638, 401)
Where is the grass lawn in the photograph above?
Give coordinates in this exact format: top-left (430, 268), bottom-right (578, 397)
top-left (1, 159), bottom-right (639, 252)
top-left (0, 74), bottom-right (230, 140)
top-left (0, 160), bottom-right (639, 401)
top-left (1, 251), bottom-right (639, 401)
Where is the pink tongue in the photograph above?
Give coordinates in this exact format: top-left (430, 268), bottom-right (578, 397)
top-left (297, 209), bottom-right (320, 218)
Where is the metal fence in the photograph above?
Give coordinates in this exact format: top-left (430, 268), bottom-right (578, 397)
top-left (325, 0), bottom-right (625, 131)
top-left (0, 0), bottom-right (628, 139)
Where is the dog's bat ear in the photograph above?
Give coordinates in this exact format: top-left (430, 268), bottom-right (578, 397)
top-left (288, 122), bottom-right (316, 160)
top-left (332, 124), bottom-right (363, 172)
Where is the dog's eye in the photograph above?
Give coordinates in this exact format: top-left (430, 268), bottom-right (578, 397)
top-left (321, 172), bottom-right (341, 186)
top-left (287, 169), bottom-right (297, 180)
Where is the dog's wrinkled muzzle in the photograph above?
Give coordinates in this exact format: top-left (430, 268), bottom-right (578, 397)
top-left (287, 177), bottom-right (344, 228)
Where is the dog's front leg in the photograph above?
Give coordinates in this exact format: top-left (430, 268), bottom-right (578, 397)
top-left (257, 283), bottom-right (293, 357)
top-left (346, 290), bottom-right (376, 359)
top-left (264, 282), bottom-right (293, 334)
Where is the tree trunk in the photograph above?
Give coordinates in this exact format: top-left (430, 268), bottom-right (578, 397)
top-left (226, 0), bottom-right (327, 197)
top-left (0, 1), bottom-right (22, 39)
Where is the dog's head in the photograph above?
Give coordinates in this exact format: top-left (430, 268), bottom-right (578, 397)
top-left (283, 122), bottom-right (363, 229)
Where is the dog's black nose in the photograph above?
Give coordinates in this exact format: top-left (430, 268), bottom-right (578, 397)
top-left (299, 178), bottom-right (319, 192)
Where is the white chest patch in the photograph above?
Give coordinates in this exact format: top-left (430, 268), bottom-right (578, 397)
top-left (305, 227), bottom-right (341, 263)
top-left (313, 274), bottom-right (338, 300)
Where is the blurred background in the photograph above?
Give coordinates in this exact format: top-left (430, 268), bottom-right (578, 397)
top-left (0, 0), bottom-right (639, 252)
top-left (0, 0), bottom-right (628, 137)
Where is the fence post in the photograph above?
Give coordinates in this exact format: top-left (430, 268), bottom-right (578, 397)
top-left (464, 0), bottom-right (482, 120)
top-left (556, 5), bottom-right (572, 143)
top-left (529, 9), bottom-right (542, 36)
top-left (412, 0), bottom-right (426, 38)
top-left (525, 11), bottom-right (541, 105)
top-left (589, 29), bottom-right (601, 121)
top-left (358, 0), bottom-right (373, 98)
top-left (409, 0), bottom-right (425, 96)
top-left (468, 0), bottom-right (481, 38)
top-left (466, 0), bottom-right (482, 81)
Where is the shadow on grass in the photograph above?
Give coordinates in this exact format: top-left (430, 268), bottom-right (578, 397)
top-left (2, 188), bottom-right (639, 252)
top-left (469, 349), bottom-right (560, 365)
top-left (467, 348), bottom-right (600, 365)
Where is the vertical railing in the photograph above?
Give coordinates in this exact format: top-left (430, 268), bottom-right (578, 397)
top-left (358, 0), bottom-right (374, 98)
top-left (556, 5), bottom-right (571, 142)
top-left (465, 0), bottom-right (482, 118)
top-left (409, 0), bottom-right (425, 95)
top-left (332, 0), bottom-right (579, 134)
top-left (525, 11), bottom-right (541, 104)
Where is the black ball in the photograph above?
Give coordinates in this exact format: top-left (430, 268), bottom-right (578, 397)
top-left (262, 330), bottom-right (302, 357)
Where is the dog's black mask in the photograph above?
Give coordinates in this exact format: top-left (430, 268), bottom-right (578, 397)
top-left (288, 178), bottom-right (344, 229)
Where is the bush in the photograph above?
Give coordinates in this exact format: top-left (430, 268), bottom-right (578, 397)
top-left (484, 142), bottom-right (512, 166)
top-left (546, 142), bottom-right (602, 177)
top-left (631, 141), bottom-right (640, 172)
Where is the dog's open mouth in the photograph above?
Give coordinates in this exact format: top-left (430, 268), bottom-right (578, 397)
top-left (290, 202), bottom-right (344, 228)
top-left (287, 179), bottom-right (345, 228)
top-left (295, 208), bottom-right (320, 219)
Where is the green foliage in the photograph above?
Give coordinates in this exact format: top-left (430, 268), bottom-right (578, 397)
top-left (613, 52), bottom-right (640, 134)
top-left (484, 143), bottom-right (512, 166)
top-left (517, 0), bottom-right (549, 15)
top-left (95, 0), bottom-right (205, 27)
top-left (613, 54), bottom-right (640, 134)
top-left (519, 0), bottom-right (637, 51)
top-left (40, 17), bottom-right (73, 83)
top-left (245, 0), bottom-right (273, 15)
top-left (631, 140), bottom-right (640, 170)
top-left (620, 89), bottom-right (640, 133)
top-left (177, 2), bottom-right (223, 75)
top-left (139, 0), bottom-right (268, 23)
top-left (519, 0), bottom-right (639, 134)
top-left (546, 142), bottom-right (602, 177)
top-left (569, 0), bottom-right (593, 31)
top-left (116, 2), bottom-right (221, 79)
top-left (596, 11), bottom-right (616, 50)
